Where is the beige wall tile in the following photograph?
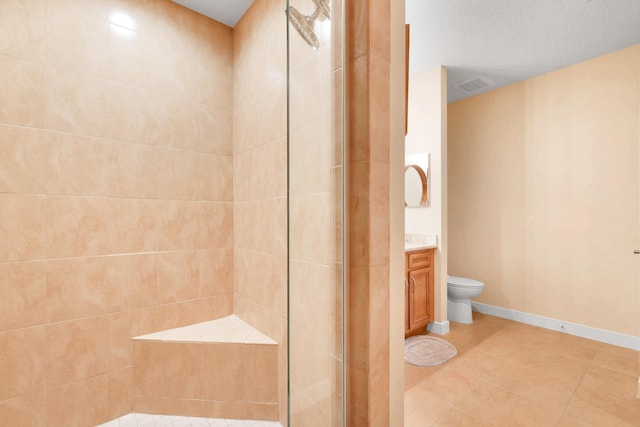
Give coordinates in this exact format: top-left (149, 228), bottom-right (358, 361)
top-left (348, 161), bottom-right (371, 261)
top-left (290, 122), bottom-right (330, 196)
top-left (107, 0), bottom-right (158, 36)
top-left (45, 257), bottom-right (109, 322)
top-left (45, 196), bottom-right (111, 258)
top-left (196, 16), bottom-right (232, 82)
top-left (0, 0), bottom-right (45, 63)
top-left (202, 343), bottom-right (245, 401)
top-left (46, 316), bottom-right (110, 387)
top-left (290, 260), bottom-right (332, 343)
top-left (369, 161), bottom-right (390, 266)
top-left (107, 367), bottom-right (134, 421)
top-left (105, 81), bottom-right (156, 144)
top-left (157, 251), bottom-right (199, 305)
top-left (193, 104), bottom-right (233, 155)
top-left (45, 375), bottom-right (109, 427)
top-left (199, 248), bottom-right (234, 297)
top-left (290, 193), bottom-right (331, 264)
top-left (44, 66), bottom-right (108, 137)
top-left (160, 398), bottom-right (206, 417)
top-left (233, 152), bottom-right (251, 202)
top-left (289, 50), bottom-right (332, 132)
top-left (155, 147), bottom-right (200, 200)
top-left (0, 326), bottom-right (46, 401)
top-left (106, 24), bottom-right (157, 88)
top-left (0, 261), bottom-right (46, 332)
top-left (198, 153), bottom-right (233, 202)
top-left (0, 126), bottom-right (47, 194)
top-left (129, 143), bottom-right (160, 199)
top-left (0, 194), bottom-right (45, 262)
top-left (1, 0), bottom-right (237, 424)
top-left (347, 366), bottom-right (369, 425)
top-left (109, 198), bottom-right (159, 254)
top-left (47, 197), bottom-right (160, 258)
top-left (0, 55), bottom-right (44, 127)
top-left (244, 344), bottom-right (278, 403)
top-left (200, 294), bottom-right (234, 320)
top-left (132, 395), bottom-right (165, 415)
top-left (105, 254), bottom-right (158, 313)
top-left (347, 263), bottom-right (370, 372)
top-left (163, 343), bottom-right (204, 399)
top-left (248, 138), bottom-right (287, 200)
top-left (154, 299), bottom-right (206, 331)
top-left (369, 55), bottom-right (391, 163)
top-left (157, 201), bottom-right (199, 251)
top-left (370, 0), bottom-right (390, 62)
top-left (152, 4), bottom-right (199, 99)
top-left (47, 197), bottom-right (157, 257)
top-left (290, 389), bottom-right (331, 427)
top-left (234, 249), bottom-right (287, 318)
top-left (133, 340), bottom-right (164, 398)
top-left (108, 308), bottom-right (157, 371)
top-left (199, 202), bottom-right (233, 249)
top-left (201, 400), bottom-right (278, 420)
top-left (348, 55), bottom-right (370, 163)
top-left (43, 131), bottom-right (109, 196)
top-left (45, 0), bottom-right (109, 77)
top-left (0, 392), bottom-right (45, 427)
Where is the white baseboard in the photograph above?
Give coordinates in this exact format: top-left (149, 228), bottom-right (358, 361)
top-left (427, 321), bottom-right (450, 335)
top-left (472, 302), bottom-right (640, 351)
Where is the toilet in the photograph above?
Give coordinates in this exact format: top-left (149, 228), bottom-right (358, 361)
top-left (447, 275), bottom-right (485, 324)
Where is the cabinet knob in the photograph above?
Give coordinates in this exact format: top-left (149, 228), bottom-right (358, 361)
top-left (634, 250), bottom-right (640, 254)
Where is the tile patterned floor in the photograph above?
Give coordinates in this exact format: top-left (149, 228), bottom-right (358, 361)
top-left (97, 413), bottom-right (283, 427)
top-left (404, 313), bottom-right (640, 427)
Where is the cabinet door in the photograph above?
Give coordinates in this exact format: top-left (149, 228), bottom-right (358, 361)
top-left (408, 266), bottom-right (433, 330)
top-left (405, 277), bottom-right (411, 334)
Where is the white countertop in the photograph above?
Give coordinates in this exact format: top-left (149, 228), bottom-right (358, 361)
top-left (404, 233), bottom-right (437, 252)
top-left (405, 242), bottom-right (437, 251)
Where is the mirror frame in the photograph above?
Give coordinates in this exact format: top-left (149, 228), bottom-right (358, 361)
top-left (404, 164), bottom-right (428, 207)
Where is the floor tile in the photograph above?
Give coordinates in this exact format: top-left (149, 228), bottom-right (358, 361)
top-left (430, 408), bottom-right (491, 427)
top-left (404, 313), bottom-right (640, 427)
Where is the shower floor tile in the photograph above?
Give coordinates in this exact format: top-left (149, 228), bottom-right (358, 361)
top-left (97, 413), bottom-right (284, 427)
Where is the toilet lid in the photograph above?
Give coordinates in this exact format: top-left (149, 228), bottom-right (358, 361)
top-left (448, 275), bottom-right (484, 288)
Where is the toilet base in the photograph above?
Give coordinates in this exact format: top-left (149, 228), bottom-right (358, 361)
top-left (447, 298), bottom-right (473, 324)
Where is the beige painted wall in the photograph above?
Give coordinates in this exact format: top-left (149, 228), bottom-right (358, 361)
top-left (405, 67), bottom-right (449, 324)
top-left (448, 44), bottom-right (640, 337)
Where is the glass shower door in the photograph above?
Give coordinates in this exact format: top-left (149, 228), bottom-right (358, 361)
top-left (286, 0), bottom-right (345, 425)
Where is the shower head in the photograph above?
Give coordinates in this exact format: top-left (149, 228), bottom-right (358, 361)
top-left (287, 0), bottom-right (331, 51)
top-left (288, 5), bottom-right (319, 50)
top-left (312, 0), bottom-right (330, 21)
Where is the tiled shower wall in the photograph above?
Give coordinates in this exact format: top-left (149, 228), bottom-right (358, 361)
top-left (288, 0), bottom-right (342, 425)
top-left (0, 0), bottom-right (233, 425)
top-left (233, 0), bottom-right (342, 425)
top-left (232, 0), bottom-right (288, 423)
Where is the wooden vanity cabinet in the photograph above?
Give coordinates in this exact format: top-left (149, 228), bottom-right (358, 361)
top-left (405, 248), bottom-right (434, 337)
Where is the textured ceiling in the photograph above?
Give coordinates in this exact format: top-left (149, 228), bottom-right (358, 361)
top-left (175, 0), bottom-right (640, 102)
top-left (406, 0), bottom-right (640, 102)
top-left (171, 0), bottom-right (253, 27)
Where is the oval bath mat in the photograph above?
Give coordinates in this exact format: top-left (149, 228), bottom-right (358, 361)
top-left (404, 335), bottom-right (457, 367)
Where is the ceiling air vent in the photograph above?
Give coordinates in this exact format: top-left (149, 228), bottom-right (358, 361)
top-left (455, 76), bottom-right (494, 93)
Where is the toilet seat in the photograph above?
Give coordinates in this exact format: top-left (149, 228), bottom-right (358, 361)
top-left (448, 275), bottom-right (483, 288)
